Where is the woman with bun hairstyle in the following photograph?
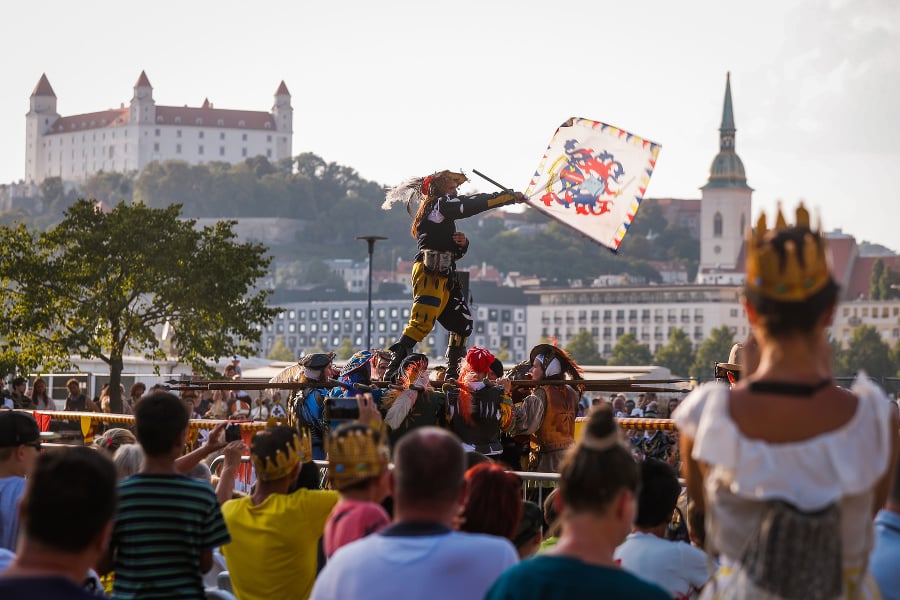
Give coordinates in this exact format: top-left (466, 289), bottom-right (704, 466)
top-left (486, 405), bottom-right (670, 599)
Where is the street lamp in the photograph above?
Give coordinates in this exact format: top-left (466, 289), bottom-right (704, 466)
top-left (357, 235), bottom-right (388, 350)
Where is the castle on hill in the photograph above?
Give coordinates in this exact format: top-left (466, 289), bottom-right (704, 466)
top-left (25, 71), bottom-right (292, 184)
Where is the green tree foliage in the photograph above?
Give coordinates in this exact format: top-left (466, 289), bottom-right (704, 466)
top-left (870, 258), bottom-right (900, 300)
top-left (690, 325), bottom-right (735, 379)
top-left (267, 336), bottom-right (295, 362)
top-left (565, 330), bottom-right (604, 366)
top-left (609, 332), bottom-right (652, 366)
top-left (840, 325), bottom-right (893, 380)
top-left (336, 337), bottom-right (355, 360)
top-left (0, 200), bottom-right (278, 412)
top-left (653, 328), bottom-right (695, 377)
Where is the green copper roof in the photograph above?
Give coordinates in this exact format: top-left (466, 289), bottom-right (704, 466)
top-left (703, 72), bottom-right (751, 190)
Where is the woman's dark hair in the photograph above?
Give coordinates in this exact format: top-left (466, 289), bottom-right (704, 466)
top-left (558, 404), bottom-right (638, 515)
top-left (460, 462), bottom-right (523, 541)
top-left (743, 226), bottom-right (839, 337)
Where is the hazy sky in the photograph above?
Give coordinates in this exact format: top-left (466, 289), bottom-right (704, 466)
top-left (3, 0), bottom-right (898, 250)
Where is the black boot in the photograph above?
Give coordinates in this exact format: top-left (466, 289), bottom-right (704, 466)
top-left (384, 335), bottom-right (416, 382)
top-left (445, 342), bottom-right (467, 380)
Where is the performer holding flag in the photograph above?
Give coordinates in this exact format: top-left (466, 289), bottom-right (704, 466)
top-left (382, 170), bottom-right (525, 380)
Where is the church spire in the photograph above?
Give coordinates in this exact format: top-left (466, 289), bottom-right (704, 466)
top-left (703, 71), bottom-right (750, 190)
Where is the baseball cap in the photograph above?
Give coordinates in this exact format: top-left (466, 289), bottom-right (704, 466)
top-left (0, 411), bottom-right (58, 447)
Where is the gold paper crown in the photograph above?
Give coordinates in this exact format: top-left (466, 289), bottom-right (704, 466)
top-left (326, 426), bottom-right (389, 489)
top-left (251, 428), bottom-right (313, 482)
top-left (745, 202), bottom-right (831, 301)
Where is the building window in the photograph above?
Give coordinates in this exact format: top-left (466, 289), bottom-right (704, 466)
top-left (219, 146), bottom-right (225, 156)
top-left (199, 131), bottom-right (204, 139)
top-left (217, 120), bottom-right (224, 127)
top-left (155, 129), bottom-right (160, 136)
top-left (174, 117), bottom-right (181, 124)
top-left (242, 148), bottom-right (247, 157)
top-left (219, 132), bottom-right (225, 140)
top-left (199, 145), bottom-right (204, 155)
top-left (242, 133), bottom-right (247, 141)
top-left (267, 149), bottom-right (272, 158)
top-left (713, 212), bottom-right (723, 237)
top-left (177, 130), bottom-right (182, 138)
top-left (267, 135), bottom-right (272, 142)
top-left (153, 143), bottom-right (159, 152)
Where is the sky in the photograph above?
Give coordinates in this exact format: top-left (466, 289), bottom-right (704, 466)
top-left (2, 0), bottom-right (898, 250)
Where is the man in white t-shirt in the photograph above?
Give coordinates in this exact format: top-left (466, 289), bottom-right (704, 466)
top-left (311, 427), bottom-right (518, 600)
top-left (615, 459), bottom-right (709, 599)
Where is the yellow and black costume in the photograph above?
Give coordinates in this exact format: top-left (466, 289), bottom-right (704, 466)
top-left (382, 170), bottom-right (521, 379)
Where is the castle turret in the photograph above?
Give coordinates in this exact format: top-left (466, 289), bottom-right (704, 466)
top-left (698, 72), bottom-right (753, 275)
top-left (272, 80), bottom-right (293, 162)
top-left (130, 70), bottom-right (155, 125)
top-left (25, 74), bottom-right (60, 184)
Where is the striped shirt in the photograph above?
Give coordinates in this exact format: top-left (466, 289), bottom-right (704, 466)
top-left (111, 473), bottom-right (230, 599)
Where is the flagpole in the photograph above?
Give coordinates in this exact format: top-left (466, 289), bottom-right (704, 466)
top-left (472, 169), bottom-right (512, 192)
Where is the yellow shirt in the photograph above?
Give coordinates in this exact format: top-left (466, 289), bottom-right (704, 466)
top-left (221, 488), bottom-right (339, 600)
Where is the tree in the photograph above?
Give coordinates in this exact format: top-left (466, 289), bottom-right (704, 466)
top-left (565, 330), bottom-right (604, 366)
top-left (267, 336), bottom-right (295, 362)
top-left (608, 333), bottom-right (652, 366)
top-left (842, 325), bottom-right (893, 380)
top-left (871, 259), bottom-right (886, 300)
top-left (653, 329), bottom-right (695, 377)
top-left (690, 325), bottom-right (735, 379)
top-left (0, 200), bottom-right (278, 413)
top-left (336, 337), bottom-right (355, 360)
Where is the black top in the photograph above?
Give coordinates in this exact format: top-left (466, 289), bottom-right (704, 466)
top-left (748, 379), bottom-right (833, 396)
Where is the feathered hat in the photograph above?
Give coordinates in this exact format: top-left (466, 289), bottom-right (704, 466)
top-left (382, 170), bottom-right (468, 213)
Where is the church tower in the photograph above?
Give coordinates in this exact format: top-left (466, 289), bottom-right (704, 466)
top-left (698, 72), bottom-right (752, 275)
top-left (25, 74), bottom-right (60, 184)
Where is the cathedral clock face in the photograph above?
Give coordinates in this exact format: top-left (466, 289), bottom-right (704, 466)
top-left (714, 245), bottom-right (722, 254)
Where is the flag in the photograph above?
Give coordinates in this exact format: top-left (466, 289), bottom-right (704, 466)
top-left (525, 117), bottom-right (661, 252)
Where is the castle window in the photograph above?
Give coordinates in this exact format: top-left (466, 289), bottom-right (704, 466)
top-left (155, 129), bottom-right (160, 136)
top-left (217, 119), bottom-right (224, 126)
top-left (153, 143), bottom-right (159, 152)
top-left (238, 120), bottom-right (245, 127)
top-left (174, 116), bottom-right (181, 124)
top-left (199, 145), bottom-right (204, 155)
top-left (199, 131), bottom-right (204, 139)
top-left (176, 144), bottom-right (182, 154)
top-left (713, 212), bottom-right (723, 237)
top-left (219, 132), bottom-right (225, 140)
top-left (740, 213), bottom-right (746, 235)
top-left (242, 133), bottom-right (247, 141)
top-left (156, 116), bottom-right (163, 123)
top-left (242, 148), bottom-right (247, 157)
top-left (264, 122), bottom-right (271, 129)
top-left (177, 130), bottom-right (182, 138)
top-left (219, 146), bottom-right (225, 156)
top-left (195, 118), bottom-right (203, 125)
top-left (267, 149), bottom-right (272, 158)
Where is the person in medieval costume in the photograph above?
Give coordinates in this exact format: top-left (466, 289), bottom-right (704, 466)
top-left (329, 351), bottom-right (385, 404)
top-left (446, 346), bottom-right (514, 457)
top-left (381, 353), bottom-right (448, 447)
top-left (289, 352), bottom-right (337, 460)
top-left (381, 170), bottom-right (525, 380)
top-left (513, 344), bottom-right (583, 472)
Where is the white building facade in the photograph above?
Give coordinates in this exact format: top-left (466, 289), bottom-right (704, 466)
top-left (25, 71), bottom-right (292, 184)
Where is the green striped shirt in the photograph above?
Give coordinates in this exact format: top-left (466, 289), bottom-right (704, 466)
top-left (111, 474), bottom-right (230, 599)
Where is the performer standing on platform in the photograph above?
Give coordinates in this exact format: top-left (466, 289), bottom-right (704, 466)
top-left (382, 170), bottom-right (524, 380)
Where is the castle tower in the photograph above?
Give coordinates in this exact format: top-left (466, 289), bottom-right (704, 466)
top-left (130, 70), bottom-right (156, 125)
top-left (25, 74), bottom-right (60, 183)
top-left (272, 81), bottom-right (293, 160)
top-left (698, 72), bottom-right (752, 273)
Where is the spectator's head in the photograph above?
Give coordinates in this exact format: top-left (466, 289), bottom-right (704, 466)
top-left (514, 501), bottom-right (544, 559)
top-left (462, 346), bottom-right (495, 379)
top-left (251, 425), bottom-right (311, 485)
top-left (134, 391), bottom-right (190, 458)
top-left (11, 377), bottom-right (27, 393)
top-left (543, 488), bottom-right (561, 534)
top-left (613, 394), bottom-right (627, 413)
top-left (113, 443), bottom-right (144, 480)
top-left (625, 399), bottom-right (636, 414)
top-left (460, 463), bottom-right (522, 541)
top-left (18, 447), bottom-right (116, 559)
top-left (32, 377), bottom-right (47, 396)
top-left (187, 461), bottom-right (212, 484)
top-left (743, 203), bottom-right (839, 339)
top-left (130, 382), bottom-right (146, 399)
top-left (0, 411), bottom-right (52, 475)
top-left (66, 378), bottom-right (81, 396)
top-left (635, 458), bottom-right (680, 529)
top-left (326, 422), bottom-right (389, 495)
top-left (557, 405), bottom-right (638, 540)
top-left (224, 364), bottom-right (237, 378)
top-left (93, 427), bottom-right (137, 456)
top-left (392, 427), bottom-right (465, 518)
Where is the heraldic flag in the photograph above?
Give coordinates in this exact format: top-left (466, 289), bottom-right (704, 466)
top-left (525, 117), bottom-right (661, 253)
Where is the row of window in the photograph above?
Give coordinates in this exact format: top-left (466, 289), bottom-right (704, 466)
top-left (842, 306), bottom-right (900, 318)
top-left (542, 326), bottom-right (706, 340)
top-left (155, 115), bottom-right (273, 129)
top-left (277, 307), bottom-right (411, 321)
top-left (154, 144), bottom-right (272, 158)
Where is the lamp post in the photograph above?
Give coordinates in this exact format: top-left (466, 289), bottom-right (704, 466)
top-left (357, 235), bottom-right (388, 350)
